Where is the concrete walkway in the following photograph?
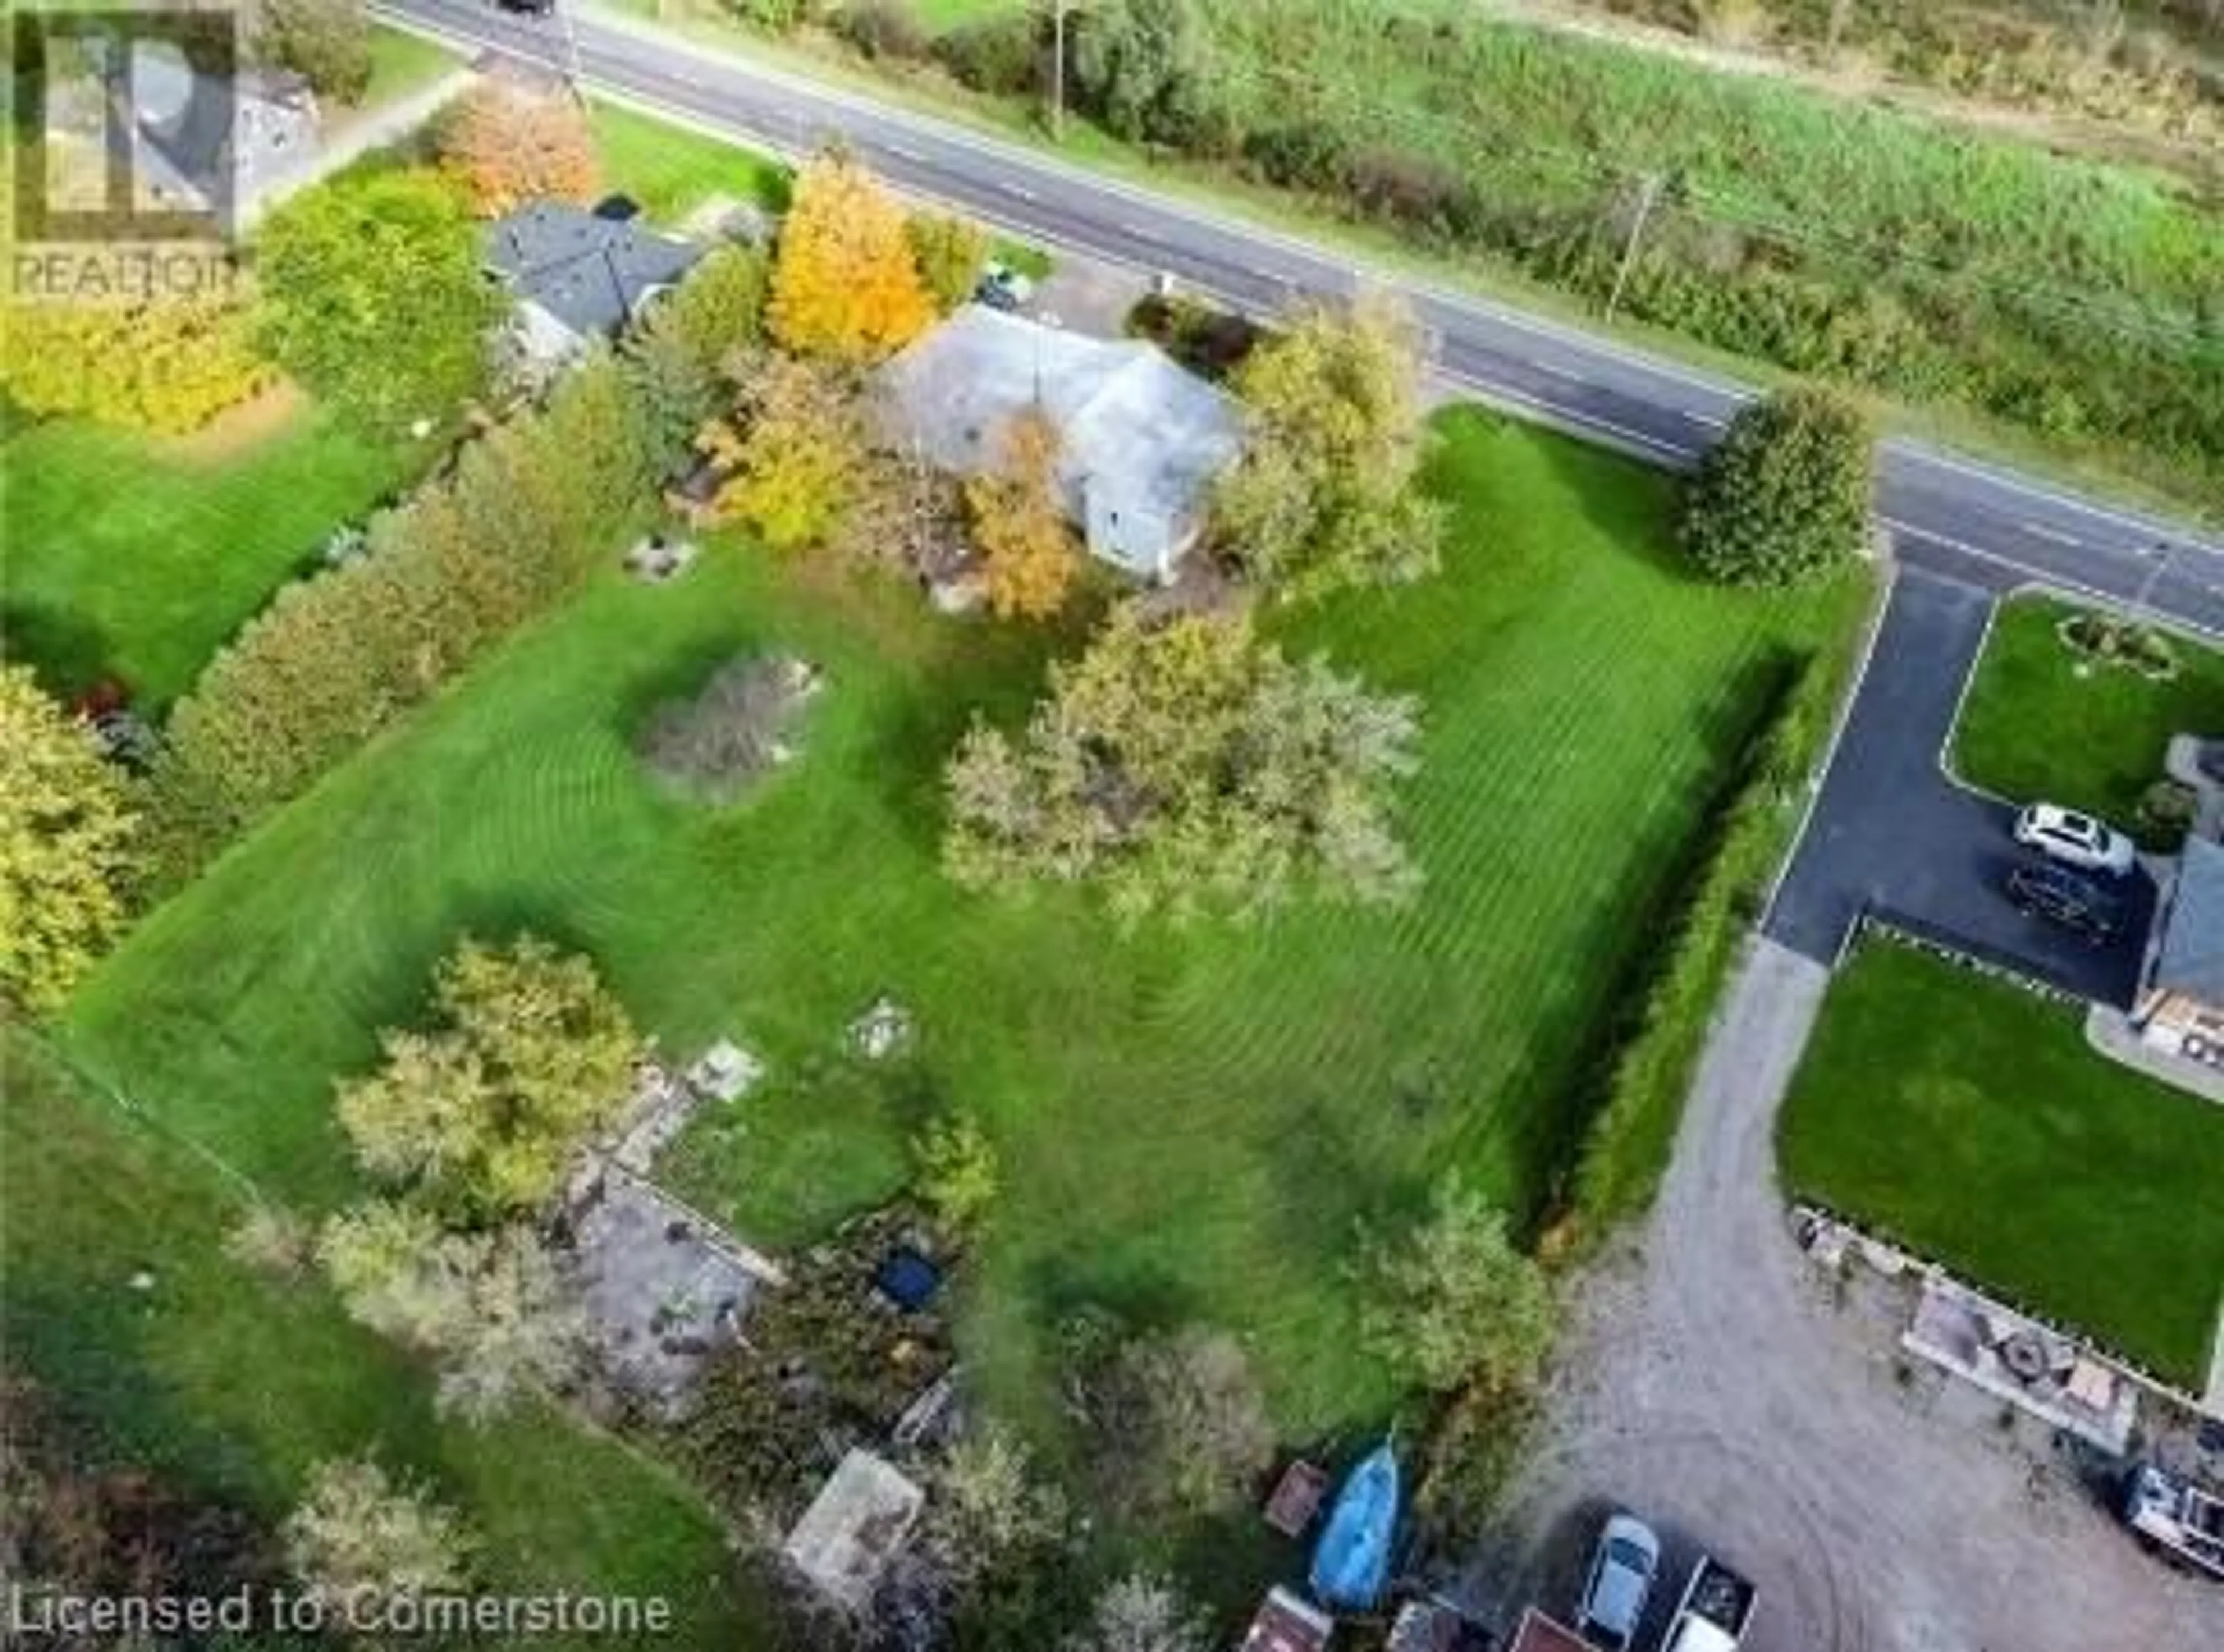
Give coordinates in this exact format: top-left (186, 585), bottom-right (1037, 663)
top-left (2086, 1006), bottom-right (2224, 1107)
top-left (1478, 938), bottom-right (2224, 1652)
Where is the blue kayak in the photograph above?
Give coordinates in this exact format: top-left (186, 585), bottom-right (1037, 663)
top-left (1308, 1441), bottom-right (1399, 1611)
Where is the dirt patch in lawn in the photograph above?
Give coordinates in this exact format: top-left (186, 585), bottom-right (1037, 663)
top-left (160, 382), bottom-right (311, 466)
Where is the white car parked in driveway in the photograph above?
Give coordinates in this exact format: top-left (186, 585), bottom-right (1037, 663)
top-left (2013, 802), bottom-right (2136, 878)
top-left (1576, 1512), bottom-right (1662, 1651)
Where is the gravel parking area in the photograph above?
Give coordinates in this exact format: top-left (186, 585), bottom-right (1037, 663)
top-left (1473, 940), bottom-right (2224, 1652)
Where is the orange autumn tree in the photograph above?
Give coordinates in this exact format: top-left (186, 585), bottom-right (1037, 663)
top-left (440, 81), bottom-right (601, 218)
top-left (967, 407), bottom-right (1082, 621)
top-left (768, 152), bottom-right (934, 366)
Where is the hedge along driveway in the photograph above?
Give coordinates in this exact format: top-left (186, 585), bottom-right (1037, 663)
top-left (64, 410), bottom-right (1858, 1454)
top-left (1779, 940), bottom-right (2224, 1387)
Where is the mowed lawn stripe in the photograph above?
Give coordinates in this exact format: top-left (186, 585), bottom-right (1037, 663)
top-left (63, 410), bottom-right (1853, 1456)
top-left (1, 409), bottom-right (419, 708)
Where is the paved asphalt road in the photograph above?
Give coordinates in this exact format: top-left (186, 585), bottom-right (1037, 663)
top-left (1764, 569), bottom-right (2155, 1006)
top-left (377, 0), bottom-right (2224, 645)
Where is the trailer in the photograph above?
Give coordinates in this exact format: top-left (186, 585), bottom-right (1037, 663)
top-left (1659, 1555), bottom-right (1757, 1652)
top-left (2124, 1462), bottom-right (2224, 1581)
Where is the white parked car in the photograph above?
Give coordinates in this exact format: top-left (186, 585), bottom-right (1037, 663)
top-left (1576, 1512), bottom-right (1662, 1651)
top-left (2013, 802), bottom-right (2136, 878)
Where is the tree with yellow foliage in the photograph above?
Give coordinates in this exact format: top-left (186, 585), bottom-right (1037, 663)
top-left (1, 668), bottom-right (140, 1013)
top-left (697, 353), bottom-right (868, 552)
top-left (965, 408), bottom-right (1081, 621)
top-left (438, 81), bottom-right (601, 218)
top-left (768, 152), bottom-right (934, 364)
top-left (0, 290), bottom-right (271, 435)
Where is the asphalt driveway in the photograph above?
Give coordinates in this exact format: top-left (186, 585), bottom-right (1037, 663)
top-left (1765, 565), bottom-right (2153, 1007)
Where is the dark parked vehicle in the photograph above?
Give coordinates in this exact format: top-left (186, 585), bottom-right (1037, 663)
top-left (2004, 861), bottom-right (2124, 945)
top-left (496, 0), bottom-right (555, 16)
top-left (974, 260), bottom-right (1033, 312)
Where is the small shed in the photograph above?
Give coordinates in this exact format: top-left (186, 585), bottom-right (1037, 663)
top-left (1241, 1586), bottom-right (1333, 1652)
top-left (782, 1450), bottom-right (926, 1614)
top-left (1264, 1459), bottom-right (1330, 1537)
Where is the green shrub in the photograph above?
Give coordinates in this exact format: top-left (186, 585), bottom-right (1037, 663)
top-left (1681, 388), bottom-right (1873, 589)
top-left (935, 13), bottom-right (1041, 94)
top-left (912, 1110), bottom-right (1000, 1233)
top-left (836, 0), bottom-right (928, 60)
top-left (255, 0), bottom-right (373, 104)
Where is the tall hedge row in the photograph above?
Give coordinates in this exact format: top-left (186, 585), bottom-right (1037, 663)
top-left (147, 354), bottom-right (656, 880)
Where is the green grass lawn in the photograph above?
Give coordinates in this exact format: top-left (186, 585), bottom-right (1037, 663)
top-left (63, 410), bottom-right (1857, 1461)
top-left (586, 98), bottom-right (1055, 279)
top-left (588, 100), bottom-right (793, 220)
top-left (913, 0), bottom-right (1021, 28)
top-left (1953, 594), bottom-right (2224, 845)
top-left (1780, 941), bottom-right (2224, 1387)
top-left (0, 1031), bottom-right (754, 1649)
top-left (361, 24), bottom-right (460, 108)
top-left (1, 409), bottom-right (420, 708)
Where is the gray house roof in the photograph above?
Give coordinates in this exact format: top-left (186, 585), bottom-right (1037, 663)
top-left (2154, 834), bottom-right (2224, 1004)
top-left (484, 201), bottom-right (704, 341)
top-left (128, 46), bottom-right (318, 208)
top-left (874, 306), bottom-right (1242, 580)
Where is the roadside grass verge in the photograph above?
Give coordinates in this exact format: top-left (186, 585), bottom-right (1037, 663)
top-left (64, 410), bottom-right (1848, 1459)
top-left (584, 97), bottom-right (1054, 277)
top-left (363, 24), bottom-right (461, 108)
top-left (0, 1029), bottom-right (755, 1649)
top-left (587, 98), bottom-right (793, 218)
top-left (1952, 594), bottom-right (2224, 845)
top-left (0, 406), bottom-right (420, 708)
top-left (1779, 941), bottom-right (2224, 1387)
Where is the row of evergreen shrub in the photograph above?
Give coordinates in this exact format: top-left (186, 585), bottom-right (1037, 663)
top-left (145, 356), bottom-right (657, 882)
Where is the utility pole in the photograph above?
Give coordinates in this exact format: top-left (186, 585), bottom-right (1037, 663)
top-left (1050, 1), bottom-right (1068, 141)
top-left (1604, 171), bottom-right (1662, 324)
top-left (553, 0), bottom-right (586, 94)
top-left (2133, 541), bottom-right (2175, 633)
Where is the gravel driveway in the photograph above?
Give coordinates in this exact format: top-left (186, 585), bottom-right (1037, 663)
top-left (1474, 939), bottom-right (2224, 1652)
